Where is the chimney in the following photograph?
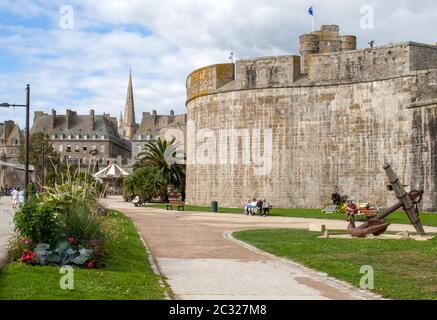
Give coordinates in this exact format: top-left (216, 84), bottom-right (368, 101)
top-left (90, 109), bottom-right (95, 130)
top-left (152, 110), bottom-right (157, 125)
top-left (51, 109), bottom-right (56, 129)
top-left (4, 120), bottom-right (14, 137)
top-left (34, 111), bottom-right (44, 124)
top-left (66, 109), bottom-right (75, 129)
top-left (170, 109), bottom-right (175, 116)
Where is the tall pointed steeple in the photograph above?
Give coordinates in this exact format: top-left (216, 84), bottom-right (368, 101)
top-left (123, 70), bottom-right (136, 140)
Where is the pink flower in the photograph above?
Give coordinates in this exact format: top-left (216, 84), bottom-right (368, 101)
top-left (87, 261), bottom-right (94, 269)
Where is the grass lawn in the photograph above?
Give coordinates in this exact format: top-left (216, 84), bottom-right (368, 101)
top-left (150, 204), bottom-right (437, 227)
top-left (0, 211), bottom-right (167, 300)
top-left (234, 229), bottom-right (437, 300)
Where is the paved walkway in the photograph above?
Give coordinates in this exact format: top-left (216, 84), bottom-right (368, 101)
top-left (0, 197), bottom-right (14, 270)
top-left (103, 197), bottom-right (437, 300)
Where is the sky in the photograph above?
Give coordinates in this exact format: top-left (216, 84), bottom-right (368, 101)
top-left (0, 0), bottom-right (436, 127)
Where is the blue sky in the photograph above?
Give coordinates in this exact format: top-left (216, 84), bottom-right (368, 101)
top-left (1, 0), bottom-right (436, 128)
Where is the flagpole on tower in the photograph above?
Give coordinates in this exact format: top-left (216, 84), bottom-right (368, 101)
top-left (312, 14), bottom-right (314, 32)
top-left (308, 6), bottom-right (315, 32)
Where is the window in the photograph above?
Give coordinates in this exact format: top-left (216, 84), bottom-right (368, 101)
top-left (75, 145), bottom-right (79, 152)
top-left (52, 135), bottom-right (57, 139)
top-left (83, 145), bottom-right (87, 151)
top-left (93, 135), bottom-right (97, 140)
top-left (59, 145), bottom-right (64, 152)
top-left (101, 135), bottom-right (106, 140)
top-left (11, 148), bottom-right (16, 156)
top-left (137, 145), bottom-right (142, 152)
top-left (12, 139), bottom-right (18, 145)
top-left (66, 145), bottom-right (71, 152)
top-left (76, 134), bottom-right (81, 139)
top-left (100, 145), bottom-right (105, 153)
top-left (68, 135), bottom-right (73, 140)
top-left (92, 145), bottom-right (96, 150)
top-left (83, 135), bottom-right (88, 140)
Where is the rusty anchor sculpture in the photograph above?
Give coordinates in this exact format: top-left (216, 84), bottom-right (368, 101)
top-left (347, 163), bottom-right (426, 238)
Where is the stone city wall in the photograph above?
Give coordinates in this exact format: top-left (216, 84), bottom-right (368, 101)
top-left (185, 43), bottom-right (437, 211)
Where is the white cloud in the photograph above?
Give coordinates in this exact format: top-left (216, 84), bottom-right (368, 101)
top-left (1, 0), bottom-right (436, 128)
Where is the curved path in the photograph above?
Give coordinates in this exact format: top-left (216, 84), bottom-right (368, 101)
top-left (102, 197), bottom-right (437, 300)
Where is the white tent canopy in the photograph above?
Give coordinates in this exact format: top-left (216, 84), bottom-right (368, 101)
top-left (0, 161), bottom-right (35, 171)
top-left (93, 162), bottom-right (130, 179)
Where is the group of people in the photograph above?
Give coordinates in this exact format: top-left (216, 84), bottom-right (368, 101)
top-left (0, 186), bottom-right (26, 209)
top-left (244, 198), bottom-right (271, 216)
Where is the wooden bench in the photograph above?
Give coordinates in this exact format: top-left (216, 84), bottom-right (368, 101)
top-left (166, 201), bottom-right (185, 211)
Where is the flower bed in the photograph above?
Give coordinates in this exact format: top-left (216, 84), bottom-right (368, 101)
top-left (9, 172), bottom-right (107, 269)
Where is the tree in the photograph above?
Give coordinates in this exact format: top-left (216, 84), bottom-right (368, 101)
top-left (123, 165), bottom-right (166, 202)
top-left (135, 138), bottom-right (185, 201)
top-left (19, 132), bottom-right (59, 189)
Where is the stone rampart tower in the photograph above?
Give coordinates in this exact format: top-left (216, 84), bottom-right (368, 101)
top-left (299, 25), bottom-right (357, 73)
top-left (185, 25), bottom-right (437, 211)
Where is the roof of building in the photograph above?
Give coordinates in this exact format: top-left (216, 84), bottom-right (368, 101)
top-left (31, 111), bottom-right (130, 149)
top-left (0, 121), bottom-right (22, 142)
top-left (136, 113), bottom-right (186, 135)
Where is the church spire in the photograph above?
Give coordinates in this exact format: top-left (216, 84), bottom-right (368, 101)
top-left (123, 69), bottom-right (136, 140)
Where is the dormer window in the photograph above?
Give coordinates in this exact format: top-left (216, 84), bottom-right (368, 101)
top-left (52, 134), bottom-right (57, 139)
top-left (101, 135), bottom-right (106, 140)
top-left (68, 134), bottom-right (73, 140)
top-left (83, 135), bottom-right (88, 140)
top-left (93, 134), bottom-right (97, 140)
top-left (76, 134), bottom-right (81, 139)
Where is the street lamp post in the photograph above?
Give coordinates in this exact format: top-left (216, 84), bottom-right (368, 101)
top-left (1, 84), bottom-right (31, 201)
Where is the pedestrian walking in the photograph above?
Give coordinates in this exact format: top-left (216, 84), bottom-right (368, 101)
top-left (11, 187), bottom-right (18, 209)
top-left (18, 187), bottom-right (25, 207)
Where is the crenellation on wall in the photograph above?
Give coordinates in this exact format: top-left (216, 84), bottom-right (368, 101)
top-left (235, 55), bottom-right (301, 90)
top-left (186, 63), bottom-right (234, 102)
top-left (308, 42), bottom-right (437, 84)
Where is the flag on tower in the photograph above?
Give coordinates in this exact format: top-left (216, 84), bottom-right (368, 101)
top-left (308, 6), bottom-right (314, 16)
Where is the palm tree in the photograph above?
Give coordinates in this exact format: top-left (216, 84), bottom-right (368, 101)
top-left (135, 138), bottom-right (185, 201)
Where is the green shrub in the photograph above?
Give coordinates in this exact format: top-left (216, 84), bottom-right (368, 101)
top-left (14, 202), bottom-right (60, 244)
top-left (27, 182), bottom-right (37, 198)
top-left (59, 200), bottom-right (104, 244)
top-left (123, 165), bottom-right (167, 202)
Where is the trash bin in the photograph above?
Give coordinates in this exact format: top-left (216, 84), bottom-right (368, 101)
top-left (211, 201), bottom-right (218, 213)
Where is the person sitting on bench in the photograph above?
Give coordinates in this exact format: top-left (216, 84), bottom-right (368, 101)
top-left (256, 199), bottom-right (263, 215)
top-left (262, 199), bottom-right (271, 216)
top-left (132, 195), bottom-right (140, 207)
top-left (244, 200), bottom-right (251, 215)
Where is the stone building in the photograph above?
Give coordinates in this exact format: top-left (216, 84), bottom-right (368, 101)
top-left (31, 109), bottom-right (131, 168)
top-left (185, 25), bottom-right (437, 211)
top-left (0, 120), bottom-right (25, 187)
top-left (131, 110), bottom-right (187, 161)
top-left (0, 120), bottom-right (22, 162)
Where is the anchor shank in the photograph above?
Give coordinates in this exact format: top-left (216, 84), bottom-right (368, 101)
top-left (384, 163), bottom-right (426, 235)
